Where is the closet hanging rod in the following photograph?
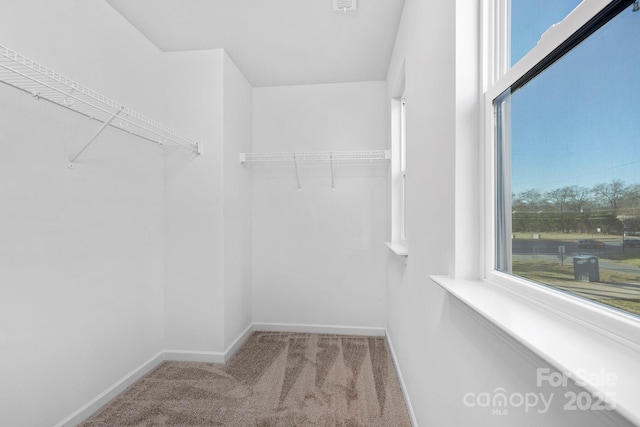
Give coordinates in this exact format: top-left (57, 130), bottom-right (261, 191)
top-left (239, 150), bottom-right (390, 163)
top-left (0, 44), bottom-right (202, 158)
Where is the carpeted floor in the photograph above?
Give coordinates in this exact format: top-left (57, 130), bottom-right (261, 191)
top-left (80, 332), bottom-right (412, 426)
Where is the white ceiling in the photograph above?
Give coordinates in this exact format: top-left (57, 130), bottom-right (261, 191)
top-left (105, 0), bottom-right (405, 87)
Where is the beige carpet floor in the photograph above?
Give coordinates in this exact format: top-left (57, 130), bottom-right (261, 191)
top-left (80, 332), bottom-right (412, 426)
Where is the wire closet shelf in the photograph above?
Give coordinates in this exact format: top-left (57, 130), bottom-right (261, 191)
top-left (0, 44), bottom-right (202, 166)
top-left (239, 150), bottom-right (390, 163)
top-left (240, 150), bottom-right (390, 190)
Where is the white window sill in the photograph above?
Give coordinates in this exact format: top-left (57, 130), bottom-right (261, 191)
top-left (431, 274), bottom-right (640, 426)
top-left (385, 241), bottom-right (408, 261)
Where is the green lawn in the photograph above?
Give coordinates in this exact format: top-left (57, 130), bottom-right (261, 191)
top-left (512, 259), bottom-right (640, 317)
top-left (599, 252), bottom-right (640, 268)
top-left (512, 232), bottom-right (620, 242)
top-left (594, 298), bottom-right (640, 316)
top-left (513, 259), bottom-right (639, 284)
top-left (512, 259), bottom-right (575, 282)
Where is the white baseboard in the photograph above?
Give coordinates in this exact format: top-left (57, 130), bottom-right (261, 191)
top-left (386, 331), bottom-right (418, 427)
top-left (224, 323), bottom-right (254, 362)
top-left (253, 322), bottom-right (386, 337)
top-left (61, 324), bottom-right (253, 426)
top-left (57, 323), bottom-right (388, 426)
top-left (54, 351), bottom-right (164, 427)
top-left (164, 323), bottom-right (254, 364)
top-left (163, 349), bottom-right (226, 364)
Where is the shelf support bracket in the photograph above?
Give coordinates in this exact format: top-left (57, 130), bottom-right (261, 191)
top-left (330, 153), bottom-right (335, 190)
top-left (68, 108), bottom-right (122, 168)
top-left (293, 153), bottom-right (302, 190)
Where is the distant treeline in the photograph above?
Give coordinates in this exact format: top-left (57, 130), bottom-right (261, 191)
top-left (512, 180), bottom-right (640, 234)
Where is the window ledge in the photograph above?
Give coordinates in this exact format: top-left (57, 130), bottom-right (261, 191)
top-left (385, 241), bottom-right (408, 259)
top-left (431, 274), bottom-right (640, 426)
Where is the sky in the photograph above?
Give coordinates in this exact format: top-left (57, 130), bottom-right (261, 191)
top-left (509, 1), bottom-right (640, 194)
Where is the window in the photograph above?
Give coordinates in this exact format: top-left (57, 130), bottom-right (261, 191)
top-left (490, 0), bottom-right (640, 318)
top-left (510, 0), bottom-right (582, 65)
top-left (389, 74), bottom-right (407, 254)
top-left (400, 97), bottom-right (407, 242)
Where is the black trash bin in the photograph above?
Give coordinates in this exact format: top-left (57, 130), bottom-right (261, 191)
top-left (573, 255), bottom-right (600, 282)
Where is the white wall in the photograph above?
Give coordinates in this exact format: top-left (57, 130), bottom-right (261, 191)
top-left (163, 50), bottom-right (253, 355)
top-left (222, 52), bottom-right (253, 349)
top-left (163, 49), bottom-right (226, 353)
top-left (0, 2), bottom-right (255, 425)
top-left (6, 1), bottom-right (623, 426)
top-left (385, 1), bottom-right (634, 426)
top-left (251, 82), bottom-right (388, 330)
top-left (0, 1), bottom-right (166, 426)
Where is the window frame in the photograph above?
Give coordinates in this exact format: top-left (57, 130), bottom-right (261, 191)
top-left (483, 0), bottom-right (640, 337)
top-left (389, 71), bottom-right (407, 253)
top-left (399, 96), bottom-right (407, 242)
top-left (435, 1), bottom-right (640, 421)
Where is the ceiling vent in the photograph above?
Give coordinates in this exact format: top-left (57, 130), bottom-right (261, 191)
top-left (333, 0), bottom-right (357, 12)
